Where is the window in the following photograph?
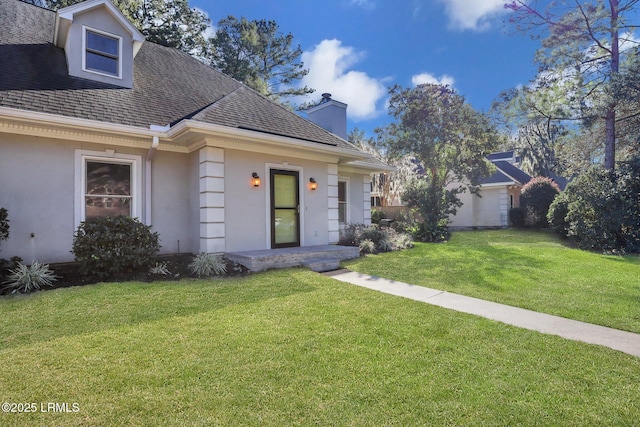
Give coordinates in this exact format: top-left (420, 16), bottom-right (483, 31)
top-left (338, 180), bottom-right (348, 224)
top-left (75, 150), bottom-right (142, 225)
top-left (85, 161), bottom-right (132, 219)
top-left (84, 28), bottom-right (120, 77)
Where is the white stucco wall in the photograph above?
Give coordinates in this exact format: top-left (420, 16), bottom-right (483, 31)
top-left (449, 185), bottom-right (509, 229)
top-left (150, 151), bottom-right (195, 254)
top-left (223, 149), bottom-right (333, 252)
top-left (472, 187), bottom-right (507, 227)
top-left (0, 135), bottom-right (196, 263)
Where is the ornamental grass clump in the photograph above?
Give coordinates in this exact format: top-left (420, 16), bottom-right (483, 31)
top-left (3, 261), bottom-right (57, 294)
top-left (189, 252), bottom-right (227, 278)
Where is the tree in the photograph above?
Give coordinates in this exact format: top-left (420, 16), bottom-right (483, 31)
top-left (492, 86), bottom-right (572, 177)
top-left (348, 128), bottom-right (420, 207)
top-left (379, 84), bottom-right (499, 235)
top-left (209, 16), bottom-right (313, 101)
top-left (23, 0), bottom-right (211, 58)
top-left (505, 0), bottom-right (640, 170)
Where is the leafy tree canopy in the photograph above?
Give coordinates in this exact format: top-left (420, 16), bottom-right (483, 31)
top-left (24, 0), bottom-right (211, 57)
top-left (209, 16), bottom-right (313, 102)
top-left (504, 0), bottom-right (640, 170)
top-left (377, 84), bottom-right (500, 228)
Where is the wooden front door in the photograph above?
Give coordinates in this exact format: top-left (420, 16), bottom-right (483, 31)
top-left (270, 169), bottom-right (300, 248)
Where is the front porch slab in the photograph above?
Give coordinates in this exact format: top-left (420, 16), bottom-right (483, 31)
top-left (226, 245), bottom-right (360, 272)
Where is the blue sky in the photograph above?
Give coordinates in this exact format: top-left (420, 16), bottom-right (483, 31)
top-left (191, 0), bottom-right (543, 138)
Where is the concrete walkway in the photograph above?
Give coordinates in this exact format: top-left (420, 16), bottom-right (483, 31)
top-left (329, 270), bottom-right (640, 358)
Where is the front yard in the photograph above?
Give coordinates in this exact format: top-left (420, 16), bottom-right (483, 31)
top-left (1, 254), bottom-right (640, 425)
top-left (345, 229), bottom-right (640, 334)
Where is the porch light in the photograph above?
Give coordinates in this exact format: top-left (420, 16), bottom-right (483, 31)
top-left (251, 172), bottom-right (261, 187)
top-left (309, 177), bottom-right (318, 191)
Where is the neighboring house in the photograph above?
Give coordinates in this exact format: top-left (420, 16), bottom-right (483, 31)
top-left (449, 151), bottom-right (533, 229)
top-left (0, 0), bottom-right (389, 263)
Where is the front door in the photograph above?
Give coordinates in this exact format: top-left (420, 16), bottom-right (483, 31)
top-left (270, 169), bottom-right (300, 248)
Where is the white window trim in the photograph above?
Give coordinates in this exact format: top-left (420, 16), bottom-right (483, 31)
top-left (74, 149), bottom-right (142, 227)
top-left (338, 177), bottom-right (350, 225)
top-left (82, 25), bottom-right (123, 79)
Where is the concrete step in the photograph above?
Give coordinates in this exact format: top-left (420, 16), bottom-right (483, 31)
top-left (302, 258), bottom-right (341, 273)
top-left (226, 245), bottom-right (360, 272)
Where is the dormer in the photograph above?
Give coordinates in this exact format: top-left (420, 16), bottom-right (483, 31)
top-left (53, 0), bottom-right (144, 88)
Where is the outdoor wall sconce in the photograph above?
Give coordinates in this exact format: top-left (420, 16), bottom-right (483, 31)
top-left (309, 177), bottom-right (318, 191)
top-left (251, 172), bottom-right (261, 187)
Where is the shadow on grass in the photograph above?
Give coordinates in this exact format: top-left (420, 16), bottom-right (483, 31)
top-left (0, 269), bottom-right (318, 351)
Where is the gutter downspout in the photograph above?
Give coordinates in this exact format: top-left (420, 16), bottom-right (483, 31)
top-left (146, 125), bottom-right (170, 225)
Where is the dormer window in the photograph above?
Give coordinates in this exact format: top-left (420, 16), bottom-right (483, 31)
top-left (83, 27), bottom-right (121, 78)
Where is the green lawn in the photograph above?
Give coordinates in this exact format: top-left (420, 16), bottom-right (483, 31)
top-left (1, 269), bottom-right (640, 426)
top-left (345, 229), bottom-right (640, 334)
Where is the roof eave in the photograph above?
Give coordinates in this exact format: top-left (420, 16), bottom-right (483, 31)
top-left (166, 119), bottom-right (375, 162)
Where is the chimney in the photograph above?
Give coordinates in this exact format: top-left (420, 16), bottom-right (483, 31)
top-left (306, 93), bottom-right (348, 140)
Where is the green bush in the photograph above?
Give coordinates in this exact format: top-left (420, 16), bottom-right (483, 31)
top-left (3, 261), bottom-right (57, 294)
top-left (370, 209), bottom-right (388, 225)
top-left (0, 208), bottom-right (8, 243)
top-left (547, 192), bottom-right (570, 238)
top-left (548, 159), bottom-right (640, 253)
top-left (339, 224), bottom-right (413, 253)
top-left (520, 177), bottom-right (560, 228)
top-left (0, 208), bottom-right (21, 284)
top-left (189, 252), bottom-right (227, 277)
top-left (509, 207), bottom-right (526, 228)
top-left (72, 215), bottom-right (160, 281)
top-left (413, 219), bottom-right (450, 243)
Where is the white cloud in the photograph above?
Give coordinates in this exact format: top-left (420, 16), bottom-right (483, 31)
top-left (300, 39), bottom-right (387, 120)
top-left (437, 0), bottom-right (507, 31)
top-left (411, 72), bottom-right (455, 87)
top-left (349, 0), bottom-right (376, 9)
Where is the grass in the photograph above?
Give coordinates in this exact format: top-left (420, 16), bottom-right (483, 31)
top-left (344, 229), bottom-right (640, 334)
top-left (1, 269), bottom-right (640, 426)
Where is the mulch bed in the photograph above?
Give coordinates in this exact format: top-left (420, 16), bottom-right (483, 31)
top-left (1, 253), bottom-right (249, 295)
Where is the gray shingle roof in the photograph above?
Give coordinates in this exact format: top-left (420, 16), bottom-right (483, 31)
top-left (480, 160), bottom-right (532, 186)
top-left (0, 0), bottom-right (361, 153)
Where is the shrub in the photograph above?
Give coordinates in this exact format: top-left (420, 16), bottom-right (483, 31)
top-left (189, 252), bottom-right (227, 277)
top-left (548, 159), bottom-right (640, 253)
top-left (520, 177), bottom-right (560, 228)
top-left (0, 208), bottom-right (8, 243)
top-left (0, 209), bottom-right (20, 284)
top-left (358, 226), bottom-right (388, 248)
top-left (370, 209), bottom-right (388, 225)
top-left (547, 192), bottom-right (570, 238)
top-left (413, 219), bottom-right (450, 243)
top-left (339, 223), bottom-right (413, 253)
top-left (3, 261), bottom-right (57, 294)
top-left (509, 207), bottom-right (526, 228)
top-left (72, 215), bottom-right (160, 281)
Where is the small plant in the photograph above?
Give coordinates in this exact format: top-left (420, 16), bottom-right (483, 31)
top-left (3, 261), bottom-right (57, 294)
top-left (377, 238), bottom-right (393, 253)
top-left (149, 261), bottom-right (171, 276)
top-left (189, 252), bottom-right (227, 277)
top-left (358, 239), bottom-right (376, 254)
